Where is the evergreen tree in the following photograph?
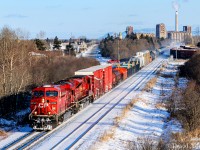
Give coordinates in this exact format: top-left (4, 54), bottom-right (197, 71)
top-left (35, 39), bottom-right (46, 51)
top-left (53, 36), bottom-right (61, 50)
top-left (66, 43), bottom-right (75, 56)
top-left (126, 33), bottom-right (137, 40)
top-left (140, 34), bottom-right (144, 39)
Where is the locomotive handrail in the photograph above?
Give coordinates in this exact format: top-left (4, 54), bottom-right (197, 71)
top-left (29, 105), bottom-right (37, 119)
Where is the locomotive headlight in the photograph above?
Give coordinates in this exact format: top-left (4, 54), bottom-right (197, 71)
top-left (52, 107), bottom-right (56, 110)
top-left (42, 98), bottom-right (45, 103)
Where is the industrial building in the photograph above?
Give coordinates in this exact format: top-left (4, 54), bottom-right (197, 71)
top-left (167, 31), bottom-right (192, 42)
top-left (156, 10), bottom-right (192, 43)
top-left (170, 46), bottom-right (200, 59)
top-left (168, 10), bottom-right (192, 42)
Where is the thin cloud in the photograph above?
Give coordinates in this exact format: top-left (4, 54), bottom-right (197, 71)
top-left (4, 14), bottom-right (28, 18)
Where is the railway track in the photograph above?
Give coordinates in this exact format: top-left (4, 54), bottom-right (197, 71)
top-left (1, 131), bottom-right (46, 150)
top-left (26, 57), bottom-right (165, 150)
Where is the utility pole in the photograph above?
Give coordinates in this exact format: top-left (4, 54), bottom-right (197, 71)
top-left (118, 32), bottom-right (122, 67)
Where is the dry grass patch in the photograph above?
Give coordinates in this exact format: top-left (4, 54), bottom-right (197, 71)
top-left (0, 130), bottom-right (8, 138)
top-left (155, 103), bottom-right (165, 109)
top-left (99, 127), bottom-right (116, 142)
top-left (143, 77), bottom-right (157, 92)
top-left (114, 97), bottom-right (140, 126)
top-left (98, 97), bottom-right (140, 143)
top-left (127, 137), bottom-right (156, 150)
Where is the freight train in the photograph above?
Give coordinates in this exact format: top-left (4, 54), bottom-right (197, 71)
top-left (29, 49), bottom-right (159, 130)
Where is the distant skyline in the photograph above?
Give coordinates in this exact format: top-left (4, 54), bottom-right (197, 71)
top-left (0, 0), bottom-right (199, 39)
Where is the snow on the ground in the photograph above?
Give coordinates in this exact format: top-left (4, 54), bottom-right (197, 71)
top-left (75, 59), bottom-right (187, 150)
top-left (0, 108), bottom-right (32, 146)
top-left (0, 125), bottom-right (32, 148)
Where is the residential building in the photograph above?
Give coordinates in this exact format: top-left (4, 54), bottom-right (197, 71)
top-left (156, 23), bottom-right (167, 39)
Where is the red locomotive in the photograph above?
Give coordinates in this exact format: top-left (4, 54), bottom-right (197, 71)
top-left (29, 65), bottom-right (116, 130)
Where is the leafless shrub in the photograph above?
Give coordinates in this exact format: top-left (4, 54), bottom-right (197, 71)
top-left (126, 140), bottom-right (138, 150)
top-left (167, 80), bottom-right (200, 132)
top-left (168, 133), bottom-right (193, 150)
top-left (127, 138), bottom-right (156, 150)
top-left (126, 138), bottom-right (186, 150)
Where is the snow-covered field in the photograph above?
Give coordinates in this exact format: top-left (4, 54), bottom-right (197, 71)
top-left (0, 108), bottom-right (32, 148)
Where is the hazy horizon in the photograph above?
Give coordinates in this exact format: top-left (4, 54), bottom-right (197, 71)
top-left (0, 0), bottom-right (199, 39)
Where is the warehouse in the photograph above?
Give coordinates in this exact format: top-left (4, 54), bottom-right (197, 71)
top-left (170, 46), bottom-right (200, 59)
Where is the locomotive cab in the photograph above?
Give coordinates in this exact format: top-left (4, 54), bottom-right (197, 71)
top-left (29, 85), bottom-right (60, 130)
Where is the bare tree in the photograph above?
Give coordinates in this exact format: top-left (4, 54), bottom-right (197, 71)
top-left (0, 27), bottom-right (32, 97)
top-left (36, 31), bottom-right (46, 39)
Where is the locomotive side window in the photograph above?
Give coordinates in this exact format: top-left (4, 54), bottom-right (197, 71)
top-left (46, 91), bottom-right (58, 97)
top-left (33, 91), bottom-right (44, 97)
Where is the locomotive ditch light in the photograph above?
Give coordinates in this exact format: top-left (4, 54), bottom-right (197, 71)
top-left (34, 111), bottom-right (37, 115)
top-left (48, 112), bottom-right (51, 115)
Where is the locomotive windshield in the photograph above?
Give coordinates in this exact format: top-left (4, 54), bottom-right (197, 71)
top-left (46, 91), bottom-right (58, 97)
top-left (33, 91), bottom-right (44, 97)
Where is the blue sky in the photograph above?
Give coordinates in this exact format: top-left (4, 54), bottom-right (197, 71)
top-left (0, 0), bottom-right (199, 39)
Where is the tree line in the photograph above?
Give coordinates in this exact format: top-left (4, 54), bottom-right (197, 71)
top-left (0, 27), bottom-right (99, 118)
top-left (99, 33), bottom-right (171, 60)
